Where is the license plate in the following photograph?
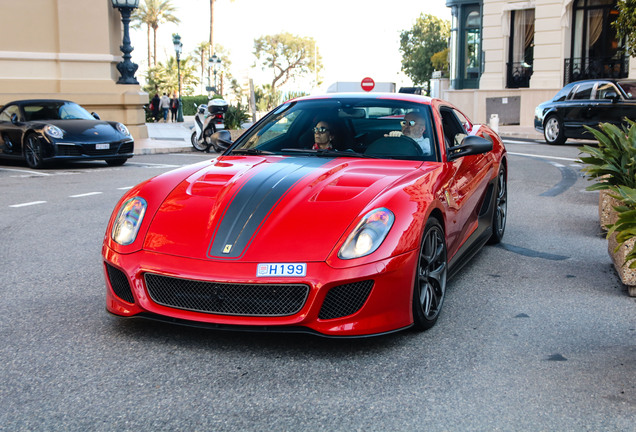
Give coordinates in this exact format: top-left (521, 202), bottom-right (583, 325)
top-left (96, 143), bottom-right (109, 150)
top-left (257, 263), bottom-right (306, 277)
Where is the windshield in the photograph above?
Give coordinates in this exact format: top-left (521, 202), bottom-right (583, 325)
top-left (23, 101), bottom-right (95, 121)
top-left (233, 98), bottom-right (438, 161)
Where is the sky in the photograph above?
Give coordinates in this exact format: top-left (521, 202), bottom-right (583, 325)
top-left (129, 0), bottom-right (451, 94)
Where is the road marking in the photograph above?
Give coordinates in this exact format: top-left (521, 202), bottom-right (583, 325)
top-left (69, 192), bottom-right (103, 198)
top-left (9, 201), bottom-right (47, 208)
top-left (0, 167), bottom-right (51, 176)
top-left (508, 151), bottom-right (579, 163)
top-left (118, 186), bottom-right (133, 190)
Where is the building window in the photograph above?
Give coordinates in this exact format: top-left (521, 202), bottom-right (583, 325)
top-left (449, 2), bottom-right (482, 90)
top-left (565, 0), bottom-right (626, 83)
top-left (507, 9), bottom-right (534, 88)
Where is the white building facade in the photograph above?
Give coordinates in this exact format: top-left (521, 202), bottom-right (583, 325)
top-left (443, 0), bottom-right (636, 127)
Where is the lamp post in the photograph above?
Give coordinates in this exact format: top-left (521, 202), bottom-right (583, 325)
top-left (172, 33), bottom-right (184, 122)
top-left (111, 0), bottom-right (140, 84)
top-left (209, 54), bottom-right (222, 95)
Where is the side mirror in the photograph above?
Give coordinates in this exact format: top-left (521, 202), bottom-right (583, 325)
top-left (448, 135), bottom-right (493, 161)
top-left (210, 130), bottom-right (233, 151)
top-left (10, 113), bottom-right (19, 124)
top-left (91, 112), bottom-right (100, 120)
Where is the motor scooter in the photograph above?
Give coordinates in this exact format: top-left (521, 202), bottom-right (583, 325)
top-left (190, 99), bottom-right (229, 152)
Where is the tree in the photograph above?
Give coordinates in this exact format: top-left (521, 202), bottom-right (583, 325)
top-left (614, 0), bottom-right (636, 57)
top-left (253, 33), bottom-right (321, 99)
top-left (143, 55), bottom-right (199, 96)
top-left (399, 14), bottom-right (450, 89)
top-left (132, 0), bottom-right (180, 66)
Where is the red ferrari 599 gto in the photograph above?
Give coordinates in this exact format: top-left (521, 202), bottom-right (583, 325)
top-left (103, 93), bottom-right (507, 337)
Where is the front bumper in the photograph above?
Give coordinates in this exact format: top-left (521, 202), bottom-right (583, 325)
top-left (103, 246), bottom-right (418, 337)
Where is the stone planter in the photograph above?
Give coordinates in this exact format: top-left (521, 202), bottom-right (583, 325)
top-left (600, 189), bottom-right (636, 296)
top-left (599, 189), bottom-right (621, 231)
top-left (607, 232), bottom-right (636, 297)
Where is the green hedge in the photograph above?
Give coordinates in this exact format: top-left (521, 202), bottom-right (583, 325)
top-left (181, 95), bottom-right (210, 116)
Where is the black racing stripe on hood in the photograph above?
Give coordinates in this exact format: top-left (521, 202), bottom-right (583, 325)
top-left (207, 157), bottom-right (331, 259)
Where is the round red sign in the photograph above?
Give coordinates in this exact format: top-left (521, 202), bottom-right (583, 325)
top-left (361, 77), bottom-right (375, 92)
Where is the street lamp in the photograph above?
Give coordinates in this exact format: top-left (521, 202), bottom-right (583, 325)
top-left (111, 0), bottom-right (140, 84)
top-left (172, 33), bottom-right (184, 122)
top-left (209, 54), bottom-right (222, 95)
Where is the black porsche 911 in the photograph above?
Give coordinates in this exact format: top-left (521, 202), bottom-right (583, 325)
top-left (0, 99), bottom-right (134, 168)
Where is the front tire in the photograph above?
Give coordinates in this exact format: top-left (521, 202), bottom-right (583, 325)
top-left (412, 218), bottom-right (448, 331)
top-left (191, 131), bottom-right (207, 151)
top-left (544, 115), bottom-right (566, 145)
top-left (24, 133), bottom-right (45, 169)
top-left (488, 164), bottom-right (507, 244)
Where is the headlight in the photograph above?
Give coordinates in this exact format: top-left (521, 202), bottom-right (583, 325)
top-left (338, 208), bottom-right (395, 259)
top-left (116, 122), bottom-right (130, 136)
top-left (44, 125), bottom-right (64, 139)
top-left (111, 197), bottom-right (147, 245)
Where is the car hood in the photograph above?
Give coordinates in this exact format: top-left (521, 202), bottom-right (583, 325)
top-left (143, 155), bottom-right (428, 262)
top-left (46, 120), bottom-right (128, 142)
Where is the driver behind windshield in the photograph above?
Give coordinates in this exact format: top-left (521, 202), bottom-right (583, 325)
top-left (386, 111), bottom-right (431, 155)
top-left (312, 120), bottom-right (335, 150)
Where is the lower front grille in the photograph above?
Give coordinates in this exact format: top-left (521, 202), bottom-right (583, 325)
top-left (145, 273), bottom-right (309, 316)
top-left (319, 280), bottom-right (374, 320)
top-left (106, 263), bottom-right (135, 303)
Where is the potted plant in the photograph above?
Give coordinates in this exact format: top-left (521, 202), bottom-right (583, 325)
top-left (579, 119), bottom-right (636, 295)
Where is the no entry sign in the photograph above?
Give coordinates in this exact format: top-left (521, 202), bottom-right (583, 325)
top-left (361, 77), bottom-right (375, 92)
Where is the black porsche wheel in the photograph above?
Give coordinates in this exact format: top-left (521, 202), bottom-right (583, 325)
top-left (24, 133), bottom-right (45, 169)
top-left (191, 131), bottom-right (207, 151)
top-left (488, 164), bottom-right (507, 245)
top-left (543, 115), bottom-right (566, 145)
top-left (412, 218), bottom-right (447, 331)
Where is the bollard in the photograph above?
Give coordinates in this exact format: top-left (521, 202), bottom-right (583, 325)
top-left (489, 113), bottom-right (499, 134)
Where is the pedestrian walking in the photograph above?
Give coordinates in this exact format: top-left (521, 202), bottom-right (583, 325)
top-left (150, 93), bottom-right (160, 122)
top-left (160, 93), bottom-right (171, 122)
top-left (170, 94), bottom-right (180, 122)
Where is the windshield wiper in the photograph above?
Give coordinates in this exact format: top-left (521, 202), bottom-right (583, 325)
top-left (230, 148), bottom-right (274, 155)
top-left (280, 148), bottom-right (380, 159)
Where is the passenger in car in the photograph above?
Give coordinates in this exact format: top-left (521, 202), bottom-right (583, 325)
top-left (386, 112), bottom-right (431, 155)
top-left (312, 120), bottom-right (335, 150)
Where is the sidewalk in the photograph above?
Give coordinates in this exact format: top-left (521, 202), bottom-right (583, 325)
top-left (133, 121), bottom-right (546, 155)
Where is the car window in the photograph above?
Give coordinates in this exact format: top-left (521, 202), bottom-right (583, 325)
top-left (439, 107), bottom-right (467, 148)
top-left (595, 83), bottom-right (620, 100)
top-left (23, 101), bottom-right (94, 121)
top-left (0, 105), bottom-right (20, 122)
top-left (570, 82), bottom-right (594, 100)
top-left (236, 98), bottom-right (438, 162)
top-left (617, 81), bottom-right (636, 99)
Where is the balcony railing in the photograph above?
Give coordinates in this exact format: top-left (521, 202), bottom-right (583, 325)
top-left (564, 56), bottom-right (629, 84)
top-left (506, 62), bottom-right (533, 88)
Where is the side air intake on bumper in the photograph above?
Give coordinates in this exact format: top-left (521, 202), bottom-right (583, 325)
top-left (318, 280), bottom-right (374, 320)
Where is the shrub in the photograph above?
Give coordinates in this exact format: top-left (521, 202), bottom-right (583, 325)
top-left (224, 103), bottom-right (251, 130)
top-left (607, 185), bottom-right (636, 268)
top-left (578, 119), bottom-right (636, 191)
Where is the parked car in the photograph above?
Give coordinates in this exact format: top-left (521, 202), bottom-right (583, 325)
top-left (103, 93), bottom-right (507, 337)
top-left (534, 79), bottom-right (636, 145)
top-left (0, 99), bottom-right (134, 168)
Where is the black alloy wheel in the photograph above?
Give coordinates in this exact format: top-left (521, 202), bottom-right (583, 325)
top-left (488, 164), bottom-right (507, 244)
top-left (412, 218), bottom-right (447, 331)
top-left (543, 115), bottom-right (566, 145)
top-left (24, 133), bottom-right (45, 169)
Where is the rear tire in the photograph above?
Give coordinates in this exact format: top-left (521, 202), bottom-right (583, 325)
top-left (487, 164), bottom-right (507, 245)
top-left (412, 218), bottom-right (447, 331)
top-left (544, 115), bottom-right (566, 145)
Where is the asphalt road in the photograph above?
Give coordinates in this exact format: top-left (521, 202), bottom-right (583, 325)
top-left (0, 142), bottom-right (634, 431)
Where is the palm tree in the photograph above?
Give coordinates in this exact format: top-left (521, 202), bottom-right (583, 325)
top-left (132, 0), bottom-right (180, 66)
top-left (194, 41), bottom-right (211, 93)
